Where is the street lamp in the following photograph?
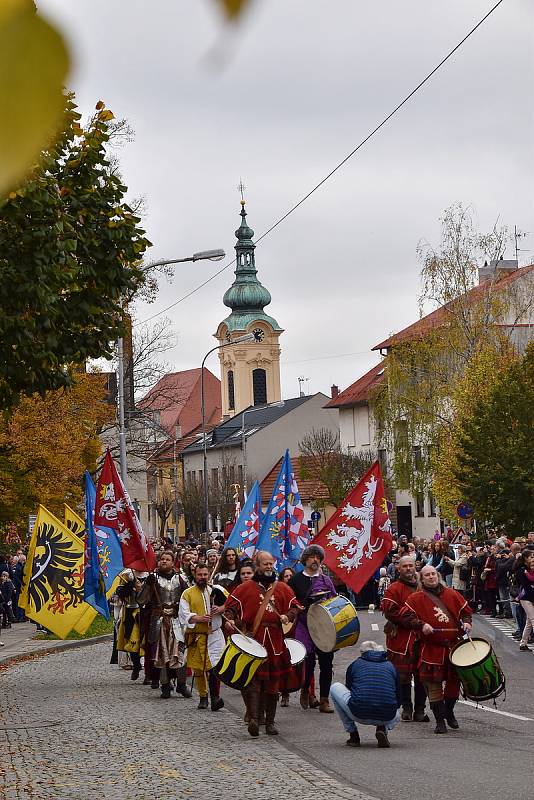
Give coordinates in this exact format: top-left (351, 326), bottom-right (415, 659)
top-left (242, 401), bottom-right (285, 494)
top-left (117, 248), bottom-right (226, 487)
top-left (200, 333), bottom-right (256, 536)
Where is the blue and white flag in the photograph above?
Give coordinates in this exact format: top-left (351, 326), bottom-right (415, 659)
top-left (256, 450), bottom-right (311, 568)
top-left (84, 471), bottom-right (123, 618)
top-left (226, 481), bottom-right (262, 559)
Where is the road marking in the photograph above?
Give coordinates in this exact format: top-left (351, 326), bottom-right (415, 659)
top-left (458, 700), bottom-right (533, 722)
top-left (371, 623), bottom-right (379, 631)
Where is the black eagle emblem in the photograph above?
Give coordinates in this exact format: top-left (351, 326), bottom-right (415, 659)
top-left (27, 521), bottom-right (84, 614)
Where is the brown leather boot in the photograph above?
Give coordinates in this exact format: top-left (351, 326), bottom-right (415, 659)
top-left (299, 688), bottom-right (309, 709)
top-left (319, 696), bottom-right (334, 713)
top-left (308, 694), bottom-right (320, 709)
top-left (264, 693), bottom-right (279, 735)
top-left (246, 690), bottom-right (260, 737)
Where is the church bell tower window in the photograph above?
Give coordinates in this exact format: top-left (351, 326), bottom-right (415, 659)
top-left (228, 370), bottom-right (235, 411)
top-left (253, 368), bottom-right (267, 406)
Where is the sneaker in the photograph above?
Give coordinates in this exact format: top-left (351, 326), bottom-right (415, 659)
top-left (519, 645), bottom-right (531, 652)
top-left (197, 696), bottom-right (209, 710)
top-left (375, 727), bottom-right (390, 748)
top-left (512, 632), bottom-right (521, 640)
top-left (175, 683), bottom-right (192, 698)
top-left (346, 730), bottom-right (360, 747)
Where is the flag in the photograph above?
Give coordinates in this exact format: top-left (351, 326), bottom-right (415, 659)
top-left (226, 481), bottom-right (262, 558)
top-left (85, 471), bottom-right (123, 594)
top-left (312, 461), bottom-right (392, 594)
top-left (256, 450), bottom-right (311, 568)
top-left (64, 504), bottom-right (85, 537)
top-left (94, 449), bottom-right (156, 573)
top-left (83, 471), bottom-right (110, 620)
top-left (18, 505), bottom-right (88, 639)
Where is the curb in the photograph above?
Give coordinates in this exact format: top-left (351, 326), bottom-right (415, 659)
top-left (0, 634), bottom-right (113, 669)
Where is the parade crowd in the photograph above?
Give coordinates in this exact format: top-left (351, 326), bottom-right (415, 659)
top-left (2, 530), bottom-right (533, 750)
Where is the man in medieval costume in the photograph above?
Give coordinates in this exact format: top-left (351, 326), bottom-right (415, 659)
top-left (224, 551), bottom-right (301, 737)
top-left (381, 555), bottom-right (429, 722)
top-left (179, 563), bottom-right (226, 711)
top-left (399, 564), bottom-right (472, 734)
top-left (288, 544), bottom-right (337, 713)
top-left (138, 551), bottom-right (191, 699)
top-left (112, 567), bottom-right (147, 679)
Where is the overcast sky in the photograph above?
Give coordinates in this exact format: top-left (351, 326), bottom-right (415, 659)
top-left (40, 0), bottom-right (534, 400)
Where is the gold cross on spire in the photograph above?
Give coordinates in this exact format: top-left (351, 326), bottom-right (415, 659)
top-left (237, 179), bottom-right (246, 205)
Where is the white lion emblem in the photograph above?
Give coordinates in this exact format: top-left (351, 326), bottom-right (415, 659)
top-left (327, 475), bottom-right (390, 571)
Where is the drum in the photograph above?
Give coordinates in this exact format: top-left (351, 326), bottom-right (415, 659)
top-left (449, 637), bottom-right (505, 702)
top-left (213, 633), bottom-right (267, 690)
top-left (307, 595), bottom-right (360, 652)
top-left (281, 638), bottom-right (307, 693)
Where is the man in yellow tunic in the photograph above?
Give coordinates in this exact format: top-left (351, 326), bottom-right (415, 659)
top-left (179, 563), bottom-right (225, 710)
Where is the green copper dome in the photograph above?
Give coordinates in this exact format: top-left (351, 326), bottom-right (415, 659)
top-left (221, 201), bottom-right (282, 332)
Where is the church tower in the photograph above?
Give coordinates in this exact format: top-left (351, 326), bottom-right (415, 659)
top-left (215, 200), bottom-right (283, 418)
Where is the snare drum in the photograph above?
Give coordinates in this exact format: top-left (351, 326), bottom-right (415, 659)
top-left (307, 595), bottom-right (360, 652)
top-left (213, 633), bottom-right (267, 690)
top-left (281, 638), bottom-right (307, 693)
top-left (449, 637), bottom-right (505, 702)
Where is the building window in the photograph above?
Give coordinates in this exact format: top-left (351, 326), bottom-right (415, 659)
top-left (229, 465), bottom-right (236, 485)
top-left (237, 464), bottom-right (243, 486)
top-left (413, 446), bottom-right (422, 470)
top-left (211, 467), bottom-right (218, 488)
top-left (253, 368), bottom-right (267, 405)
top-left (228, 370), bottom-right (235, 411)
top-left (415, 492), bottom-right (425, 517)
top-left (428, 492), bottom-right (437, 517)
top-left (198, 470), bottom-right (203, 485)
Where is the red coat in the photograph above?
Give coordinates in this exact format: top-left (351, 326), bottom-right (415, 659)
top-left (381, 579), bottom-right (420, 672)
top-left (400, 587), bottom-right (472, 678)
top-left (225, 580), bottom-right (301, 689)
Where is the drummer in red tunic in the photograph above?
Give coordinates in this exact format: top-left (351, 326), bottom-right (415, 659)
top-left (399, 564), bottom-right (473, 734)
top-left (381, 555), bottom-right (429, 722)
top-left (224, 550), bottom-right (301, 738)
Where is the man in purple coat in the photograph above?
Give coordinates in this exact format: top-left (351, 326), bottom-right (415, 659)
top-left (289, 544), bottom-right (337, 713)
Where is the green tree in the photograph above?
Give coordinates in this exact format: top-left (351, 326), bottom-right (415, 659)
top-left (0, 94), bottom-right (150, 410)
top-left (453, 343), bottom-right (534, 534)
top-left (372, 204), bottom-right (533, 496)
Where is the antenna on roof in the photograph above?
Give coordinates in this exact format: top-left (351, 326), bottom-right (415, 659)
top-left (298, 376), bottom-right (309, 397)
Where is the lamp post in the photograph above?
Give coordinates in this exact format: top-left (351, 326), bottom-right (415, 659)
top-left (200, 333), bottom-right (256, 537)
top-left (241, 400), bottom-right (285, 494)
top-left (117, 248), bottom-right (226, 487)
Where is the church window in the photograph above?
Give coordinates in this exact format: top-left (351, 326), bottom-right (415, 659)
top-left (253, 368), bottom-right (267, 405)
top-left (228, 370), bottom-right (235, 410)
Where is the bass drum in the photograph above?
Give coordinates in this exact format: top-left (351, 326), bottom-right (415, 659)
top-left (307, 595), bottom-right (360, 652)
top-left (213, 633), bottom-right (267, 690)
top-left (449, 637), bottom-right (505, 702)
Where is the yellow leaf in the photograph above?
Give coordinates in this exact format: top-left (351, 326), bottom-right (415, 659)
top-left (0, 0), bottom-right (69, 196)
top-left (95, 100), bottom-right (105, 110)
top-left (98, 109), bottom-right (115, 122)
top-left (216, 0), bottom-right (251, 21)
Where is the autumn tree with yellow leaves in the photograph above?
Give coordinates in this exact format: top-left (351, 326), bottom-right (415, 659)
top-left (0, 372), bottom-right (113, 529)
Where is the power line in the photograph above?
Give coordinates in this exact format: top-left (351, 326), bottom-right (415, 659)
top-left (140, 0), bottom-right (505, 325)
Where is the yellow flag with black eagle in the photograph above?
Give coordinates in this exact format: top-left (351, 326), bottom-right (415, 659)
top-left (19, 505), bottom-right (91, 639)
top-left (63, 503), bottom-right (85, 537)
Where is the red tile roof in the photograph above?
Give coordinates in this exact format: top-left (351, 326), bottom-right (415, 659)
top-left (324, 361), bottom-right (385, 408)
top-left (139, 367), bottom-right (221, 438)
top-left (260, 455), bottom-right (330, 504)
top-left (373, 263), bottom-right (534, 351)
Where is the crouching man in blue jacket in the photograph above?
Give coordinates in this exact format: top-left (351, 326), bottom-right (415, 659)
top-left (329, 640), bottom-right (401, 748)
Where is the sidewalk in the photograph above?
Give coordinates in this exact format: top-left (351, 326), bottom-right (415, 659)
top-left (0, 621), bottom-right (112, 666)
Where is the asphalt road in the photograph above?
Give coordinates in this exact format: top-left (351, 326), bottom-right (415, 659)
top-left (230, 610), bottom-right (534, 800)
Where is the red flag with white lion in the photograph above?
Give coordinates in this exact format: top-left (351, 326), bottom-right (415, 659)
top-left (312, 461), bottom-right (392, 594)
top-left (94, 449), bottom-right (156, 573)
